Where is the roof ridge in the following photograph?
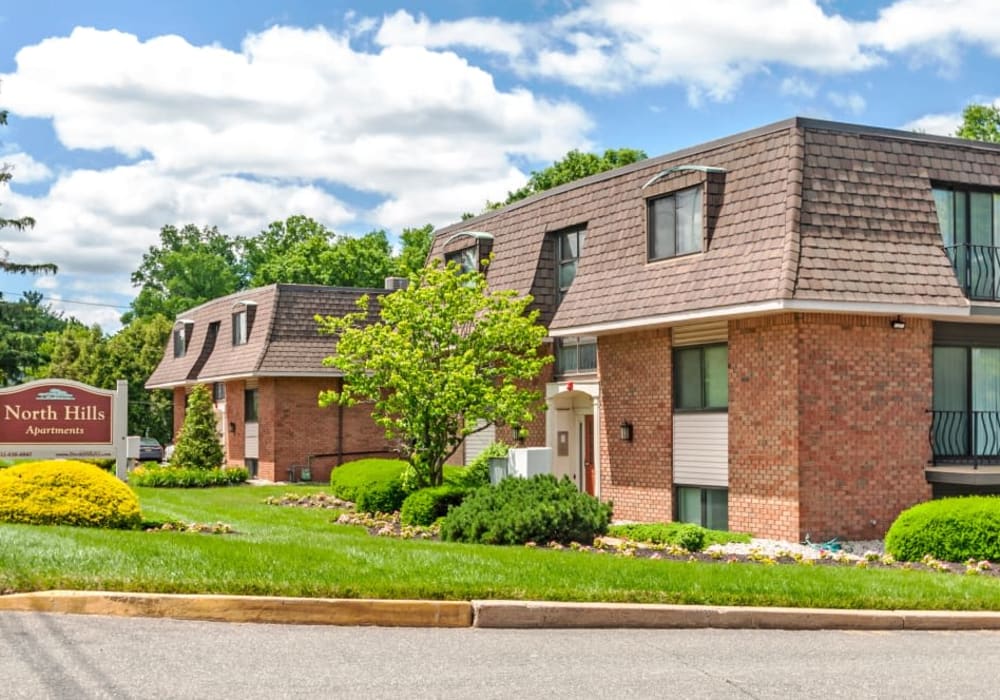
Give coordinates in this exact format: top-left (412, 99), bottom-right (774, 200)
top-left (777, 124), bottom-right (805, 300)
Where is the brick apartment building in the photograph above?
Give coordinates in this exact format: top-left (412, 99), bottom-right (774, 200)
top-left (145, 284), bottom-right (394, 483)
top-left (430, 116), bottom-right (1000, 541)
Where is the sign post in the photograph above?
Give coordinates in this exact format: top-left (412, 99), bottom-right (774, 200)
top-left (0, 379), bottom-right (129, 480)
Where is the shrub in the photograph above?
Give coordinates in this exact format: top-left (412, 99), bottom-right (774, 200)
top-left (170, 384), bottom-right (224, 470)
top-left (885, 496), bottom-right (1000, 562)
top-left (606, 523), bottom-right (751, 550)
top-left (440, 474), bottom-right (612, 545)
top-left (130, 465), bottom-right (249, 488)
top-left (329, 459), bottom-right (410, 501)
top-left (456, 442), bottom-right (508, 488)
top-left (355, 478), bottom-right (408, 514)
top-left (400, 485), bottom-right (471, 526)
top-left (0, 460), bottom-right (141, 529)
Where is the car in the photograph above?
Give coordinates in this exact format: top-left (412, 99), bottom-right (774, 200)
top-left (139, 437), bottom-right (164, 462)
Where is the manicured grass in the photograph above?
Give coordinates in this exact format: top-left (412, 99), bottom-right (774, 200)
top-left (1, 484), bottom-right (998, 610)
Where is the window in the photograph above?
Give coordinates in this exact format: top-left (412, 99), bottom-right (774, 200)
top-left (244, 388), bottom-right (259, 423)
top-left (674, 344), bottom-right (728, 410)
top-left (173, 328), bottom-right (187, 358)
top-left (557, 227), bottom-right (586, 298)
top-left (445, 247), bottom-right (478, 274)
top-left (933, 186), bottom-right (1000, 300)
top-left (933, 345), bottom-right (1000, 460)
top-left (212, 382), bottom-right (226, 401)
top-left (648, 186), bottom-right (702, 261)
top-left (557, 337), bottom-right (597, 375)
top-left (232, 309), bottom-right (248, 346)
top-left (676, 486), bottom-right (728, 530)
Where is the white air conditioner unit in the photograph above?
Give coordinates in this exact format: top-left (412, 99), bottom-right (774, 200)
top-left (509, 447), bottom-right (552, 478)
top-left (384, 277), bottom-right (409, 290)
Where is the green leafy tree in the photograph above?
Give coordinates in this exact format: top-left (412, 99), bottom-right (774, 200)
top-left (955, 104), bottom-right (1000, 143)
top-left (0, 291), bottom-right (69, 385)
top-left (170, 384), bottom-right (224, 470)
top-left (318, 261), bottom-right (551, 488)
top-left (124, 224), bottom-right (242, 323)
top-left (394, 224), bottom-right (435, 277)
top-left (488, 147), bottom-right (647, 209)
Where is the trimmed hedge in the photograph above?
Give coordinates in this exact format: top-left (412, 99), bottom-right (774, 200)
top-left (0, 460), bottom-right (141, 529)
top-left (885, 496), bottom-right (1000, 562)
top-left (129, 465), bottom-right (249, 488)
top-left (329, 459), bottom-right (410, 501)
top-left (441, 474), bottom-right (612, 545)
top-left (355, 479), bottom-right (408, 514)
top-left (607, 522), bottom-right (752, 551)
top-left (400, 485), bottom-right (471, 526)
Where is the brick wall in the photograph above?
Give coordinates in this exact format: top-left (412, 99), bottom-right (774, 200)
top-left (597, 328), bottom-right (672, 521)
top-left (796, 314), bottom-right (932, 540)
top-left (729, 315), bottom-right (801, 539)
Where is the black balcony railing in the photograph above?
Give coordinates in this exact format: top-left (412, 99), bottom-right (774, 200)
top-left (943, 244), bottom-right (1000, 301)
top-left (930, 410), bottom-right (1000, 467)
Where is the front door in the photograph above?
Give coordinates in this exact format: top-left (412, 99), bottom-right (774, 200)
top-left (583, 414), bottom-right (595, 495)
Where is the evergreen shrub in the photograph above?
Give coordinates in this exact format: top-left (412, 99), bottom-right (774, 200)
top-left (170, 384), bottom-right (224, 470)
top-left (885, 496), bottom-right (1000, 562)
top-left (129, 465), bottom-right (248, 488)
top-left (400, 484), bottom-right (470, 526)
top-left (0, 460), bottom-right (141, 529)
top-left (355, 478), bottom-right (408, 514)
top-left (440, 474), bottom-right (612, 545)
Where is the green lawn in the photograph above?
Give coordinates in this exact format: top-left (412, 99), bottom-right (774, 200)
top-left (1, 484), bottom-right (998, 610)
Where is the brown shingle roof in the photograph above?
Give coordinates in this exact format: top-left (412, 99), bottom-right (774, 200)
top-left (428, 117), bottom-right (978, 334)
top-left (145, 285), bottom-right (386, 389)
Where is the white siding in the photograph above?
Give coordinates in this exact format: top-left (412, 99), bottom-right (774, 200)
top-left (673, 412), bottom-right (728, 487)
top-left (245, 421), bottom-right (259, 459)
top-left (464, 421), bottom-right (495, 465)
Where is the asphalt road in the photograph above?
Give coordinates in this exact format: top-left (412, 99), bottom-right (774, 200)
top-left (2, 612), bottom-right (999, 699)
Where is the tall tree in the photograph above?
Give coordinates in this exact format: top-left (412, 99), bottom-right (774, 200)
top-left (318, 261), bottom-right (551, 488)
top-left (488, 147), bottom-right (647, 209)
top-left (0, 291), bottom-right (69, 385)
top-left (956, 104), bottom-right (1000, 143)
top-left (124, 224), bottom-right (242, 323)
top-left (395, 224), bottom-right (435, 278)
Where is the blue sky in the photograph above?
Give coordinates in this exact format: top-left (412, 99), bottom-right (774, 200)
top-left (1, 0), bottom-right (998, 331)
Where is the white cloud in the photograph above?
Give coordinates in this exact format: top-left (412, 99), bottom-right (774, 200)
top-left (1, 152), bottom-right (53, 183)
top-left (828, 91), bottom-right (867, 115)
top-left (901, 112), bottom-right (963, 137)
top-left (780, 76), bottom-right (818, 98)
top-left (863, 0), bottom-right (1000, 66)
top-left (0, 25), bottom-right (594, 329)
top-left (375, 10), bottom-right (529, 57)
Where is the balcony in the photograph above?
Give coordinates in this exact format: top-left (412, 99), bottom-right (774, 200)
top-left (928, 410), bottom-right (1000, 487)
top-left (943, 244), bottom-right (1000, 301)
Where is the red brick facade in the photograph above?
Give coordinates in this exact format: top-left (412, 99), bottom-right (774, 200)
top-left (592, 313), bottom-right (933, 540)
top-left (172, 377), bottom-right (394, 483)
top-left (596, 329), bottom-right (672, 521)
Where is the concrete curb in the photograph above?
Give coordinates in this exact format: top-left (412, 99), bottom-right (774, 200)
top-left (0, 591), bottom-right (471, 628)
top-left (3, 592), bottom-right (1000, 630)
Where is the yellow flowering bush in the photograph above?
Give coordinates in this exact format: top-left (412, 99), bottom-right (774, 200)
top-left (0, 460), bottom-right (141, 529)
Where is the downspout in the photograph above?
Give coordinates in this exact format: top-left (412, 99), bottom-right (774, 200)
top-left (337, 395), bottom-right (344, 468)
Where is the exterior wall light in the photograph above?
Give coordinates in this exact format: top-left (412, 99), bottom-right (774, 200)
top-left (890, 316), bottom-right (906, 330)
top-left (620, 421), bottom-right (634, 442)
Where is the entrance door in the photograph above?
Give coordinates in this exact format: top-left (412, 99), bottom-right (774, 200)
top-left (583, 414), bottom-right (595, 495)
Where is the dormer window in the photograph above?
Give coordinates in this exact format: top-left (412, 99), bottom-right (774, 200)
top-left (648, 186), bottom-right (702, 261)
top-left (173, 319), bottom-right (194, 357)
top-left (557, 227), bottom-right (586, 299)
top-left (445, 247), bottom-right (478, 274)
top-left (232, 300), bottom-right (256, 346)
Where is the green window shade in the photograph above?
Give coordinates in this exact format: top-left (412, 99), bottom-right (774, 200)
top-left (933, 347), bottom-right (967, 412)
top-left (677, 487), bottom-right (702, 525)
top-left (675, 187), bottom-right (702, 255)
top-left (705, 489), bottom-right (728, 531)
top-left (933, 188), bottom-right (954, 247)
top-left (704, 345), bottom-right (729, 408)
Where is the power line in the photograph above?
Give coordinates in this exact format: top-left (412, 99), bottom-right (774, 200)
top-left (0, 290), bottom-right (131, 310)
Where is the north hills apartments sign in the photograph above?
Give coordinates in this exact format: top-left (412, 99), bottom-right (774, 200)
top-left (0, 379), bottom-right (129, 478)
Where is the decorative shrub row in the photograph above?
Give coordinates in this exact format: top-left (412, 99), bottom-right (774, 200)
top-left (129, 465), bottom-right (249, 488)
top-left (885, 496), bottom-right (1000, 562)
top-left (400, 484), bottom-right (471, 526)
top-left (440, 474), bottom-right (613, 545)
top-left (607, 523), bottom-right (752, 551)
top-left (0, 460), bottom-right (142, 529)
